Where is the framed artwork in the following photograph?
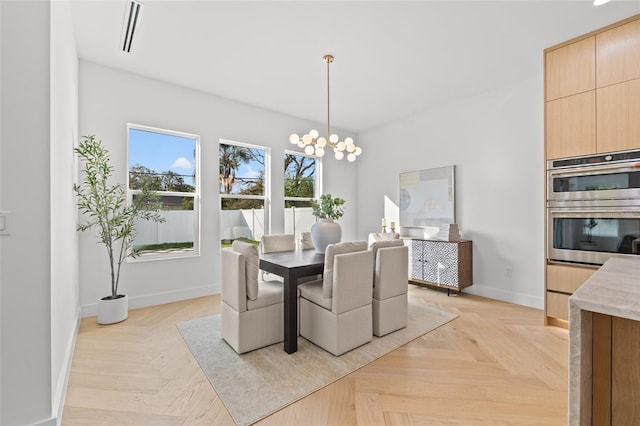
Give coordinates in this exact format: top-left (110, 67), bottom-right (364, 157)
top-left (399, 165), bottom-right (455, 229)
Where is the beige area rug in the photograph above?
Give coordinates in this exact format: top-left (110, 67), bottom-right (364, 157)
top-left (177, 296), bottom-right (458, 426)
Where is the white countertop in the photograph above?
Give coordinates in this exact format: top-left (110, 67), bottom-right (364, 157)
top-left (570, 257), bottom-right (640, 322)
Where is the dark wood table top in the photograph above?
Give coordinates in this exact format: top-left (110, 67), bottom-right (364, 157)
top-left (259, 249), bottom-right (325, 273)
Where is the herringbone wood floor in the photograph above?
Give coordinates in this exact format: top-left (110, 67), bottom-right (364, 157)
top-left (62, 285), bottom-right (569, 425)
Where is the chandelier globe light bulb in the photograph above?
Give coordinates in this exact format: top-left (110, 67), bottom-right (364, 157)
top-left (347, 153), bottom-right (356, 162)
top-left (315, 147), bottom-right (325, 157)
top-left (289, 134), bottom-right (299, 144)
top-left (335, 151), bottom-right (344, 160)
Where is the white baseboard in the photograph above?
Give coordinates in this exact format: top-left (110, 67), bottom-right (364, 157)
top-left (32, 417), bottom-right (58, 426)
top-left (464, 285), bottom-right (544, 310)
top-left (80, 284), bottom-right (219, 318)
top-left (51, 307), bottom-right (81, 426)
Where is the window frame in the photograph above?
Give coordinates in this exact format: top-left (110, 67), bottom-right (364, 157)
top-left (219, 138), bottom-right (271, 243)
top-left (284, 149), bottom-right (322, 206)
top-left (126, 123), bottom-right (201, 262)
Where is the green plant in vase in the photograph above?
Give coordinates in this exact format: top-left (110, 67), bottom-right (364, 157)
top-left (310, 193), bottom-right (345, 221)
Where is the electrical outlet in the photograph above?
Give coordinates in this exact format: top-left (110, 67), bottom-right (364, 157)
top-left (504, 267), bottom-right (512, 278)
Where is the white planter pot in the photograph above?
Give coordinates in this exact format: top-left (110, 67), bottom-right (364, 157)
top-left (311, 219), bottom-right (342, 254)
top-left (97, 294), bottom-right (128, 325)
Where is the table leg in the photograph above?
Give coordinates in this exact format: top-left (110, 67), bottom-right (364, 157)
top-left (283, 270), bottom-right (299, 354)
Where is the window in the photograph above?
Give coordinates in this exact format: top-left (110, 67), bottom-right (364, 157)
top-left (128, 124), bottom-right (200, 260)
top-left (219, 140), bottom-right (268, 247)
top-left (284, 151), bottom-right (319, 235)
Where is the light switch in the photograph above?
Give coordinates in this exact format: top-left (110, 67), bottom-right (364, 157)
top-left (0, 211), bottom-right (10, 235)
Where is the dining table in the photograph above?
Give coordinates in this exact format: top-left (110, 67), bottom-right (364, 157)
top-left (259, 249), bottom-right (325, 354)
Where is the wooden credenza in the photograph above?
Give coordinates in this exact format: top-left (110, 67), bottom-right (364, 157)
top-left (404, 238), bottom-right (472, 294)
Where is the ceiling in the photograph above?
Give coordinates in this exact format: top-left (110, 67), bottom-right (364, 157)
top-left (70, 0), bottom-right (640, 134)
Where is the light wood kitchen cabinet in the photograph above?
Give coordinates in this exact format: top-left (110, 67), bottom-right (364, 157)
top-left (596, 18), bottom-right (640, 88)
top-left (545, 264), bottom-right (596, 323)
top-left (597, 78), bottom-right (640, 153)
top-left (545, 91), bottom-right (596, 159)
top-left (545, 37), bottom-right (595, 101)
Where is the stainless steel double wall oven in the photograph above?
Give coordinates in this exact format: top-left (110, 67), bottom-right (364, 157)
top-left (547, 150), bottom-right (640, 266)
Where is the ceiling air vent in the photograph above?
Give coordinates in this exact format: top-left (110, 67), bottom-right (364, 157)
top-left (121, 0), bottom-right (143, 53)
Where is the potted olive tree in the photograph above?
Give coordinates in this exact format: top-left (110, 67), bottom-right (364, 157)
top-left (310, 193), bottom-right (345, 253)
top-left (74, 135), bottom-right (165, 324)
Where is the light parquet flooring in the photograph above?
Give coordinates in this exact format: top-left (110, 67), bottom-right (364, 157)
top-left (62, 286), bottom-right (569, 425)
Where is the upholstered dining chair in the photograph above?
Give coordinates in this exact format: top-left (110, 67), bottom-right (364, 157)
top-left (299, 232), bottom-right (314, 250)
top-left (367, 231), bottom-right (401, 248)
top-left (369, 239), bottom-right (409, 336)
top-left (259, 234), bottom-right (296, 281)
top-left (298, 241), bottom-right (374, 356)
top-left (221, 240), bottom-right (284, 354)
top-left (260, 233), bottom-right (296, 253)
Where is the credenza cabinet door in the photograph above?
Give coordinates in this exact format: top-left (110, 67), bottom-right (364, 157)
top-left (546, 37), bottom-right (595, 101)
top-left (406, 239), bottom-right (424, 281)
top-left (422, 240), bottom-right (460, 287)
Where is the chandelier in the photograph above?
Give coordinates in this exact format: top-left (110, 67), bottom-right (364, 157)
top-left (289, 54), bottom-right (362, 162)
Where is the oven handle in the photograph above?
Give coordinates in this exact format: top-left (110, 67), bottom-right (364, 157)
top-left (549, 209), bottom-right (640, 215)
top-left (548, 162), bottom-right (640, 177)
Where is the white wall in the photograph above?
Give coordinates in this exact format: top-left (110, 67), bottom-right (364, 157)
top-left (78, 61), bottom-right (358, 314)
top-left (357, 75), bottom-right (545, 308)
top-left (0, 1), bottom-right (55, 425)
top-left (50, 0), bottom-right (79, 422)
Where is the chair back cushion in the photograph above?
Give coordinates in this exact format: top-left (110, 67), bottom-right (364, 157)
top-left (369, 239), bottom-right (404, 256)
top-left (232, 240), bottom-right (259, 300)
top-left (368, 232), bottom-right (400, 248)
top-left (299, 232), bottom-right (314, 250)
top-left (331, 249), bottom-right (374, 314)
top-left (323, 241), bottom-right (367, 298)
top-left (220, 249), bottom-right (247, 312)
top-left (260, 234), bottom-right (295, 253)
top-left (373, 245), bottom-right (409, 299)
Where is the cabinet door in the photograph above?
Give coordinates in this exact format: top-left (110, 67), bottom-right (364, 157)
top-left (546, 37), bottom-right (595, 101)
top-left (596, 18), bottom-right (640, 88)
top-left (423, 241), bottom-right (459, 287)
top-left (597, 78), bottom-right (640, 153)
top-left (546, 264), bottom-right (596, 294)
top-left (406, 239), bottom-right (424, 281)
top-left (546, 91), bottom-right (596, 159)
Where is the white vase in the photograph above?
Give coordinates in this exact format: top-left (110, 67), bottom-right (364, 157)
top-left (97, 294), bottom-right (128, 325)
top-left (311, 219), bottom-right (342, 254)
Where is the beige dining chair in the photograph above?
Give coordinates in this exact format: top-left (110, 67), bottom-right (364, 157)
top-left (220, 240), bottom-right (284, 354)
top-left (259, 234), bottom-right (296, 281)
top-left (369, 239), bottom-right (409, 336)
top-left (298, 241), bottom-right (374, 356)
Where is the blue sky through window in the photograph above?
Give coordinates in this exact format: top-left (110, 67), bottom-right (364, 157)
top-left (129, 128), bottom-right (196, 186)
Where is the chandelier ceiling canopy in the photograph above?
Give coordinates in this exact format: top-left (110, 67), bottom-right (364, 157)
top-left (289, 55), bottom-right (362, 162)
